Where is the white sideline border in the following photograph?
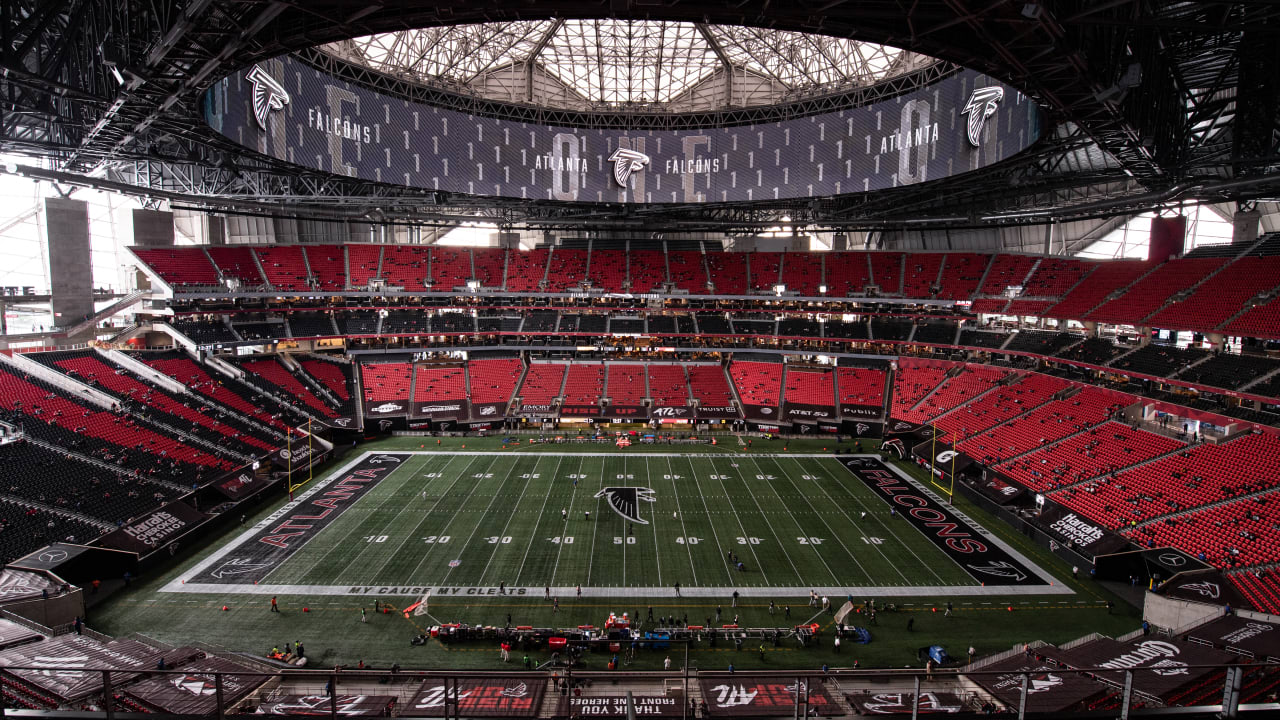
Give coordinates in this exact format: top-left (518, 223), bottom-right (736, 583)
top-left (162, 452), bottom-right (1073, 598)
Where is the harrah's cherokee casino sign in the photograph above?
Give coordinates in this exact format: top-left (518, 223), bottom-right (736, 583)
top-left (208, 55), bottom-right (1039, 204)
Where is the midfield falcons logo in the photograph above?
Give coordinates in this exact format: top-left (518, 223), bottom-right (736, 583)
top-left (966, 560), bottom-right (1027, 582)
top-left (608, 147), bottom-right (650, 188)
top-left (880, 438), bottom-right (906, 459)
top-left (247, 65), bottom-right (290, 130)
top-left (594, 487), bottom-right (657, 524)
top-left (961, 86), bottom-right (1004, 147)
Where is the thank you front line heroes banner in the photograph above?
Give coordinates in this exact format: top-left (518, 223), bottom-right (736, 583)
top-left (209, 56), bottom-right (1038, 205)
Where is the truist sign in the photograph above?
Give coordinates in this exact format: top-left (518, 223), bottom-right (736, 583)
top-left (696, 405), bottom-right (739, 419)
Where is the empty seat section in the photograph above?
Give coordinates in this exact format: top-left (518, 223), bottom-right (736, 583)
top-left (969, 299), bottom-right (1009, 314)
top-left (346, 245), bottom-right (383, 287)
top-left (1230, 573), bottom-right (1280, 615)
top-left (472, 248), bottom-right (506, 288)
top-left (584, 249), bottom-right (624, 292)
top-left (413, 365), bottom-right (466, 401)
top-left (869, 253), bottom-right (903, 293)
top-left (780, 252), bottom-right (822, 295)
top-left (1004, 299), bottom-right (1057, 316)
top-left (1088, 258), bottom-right (1226, 325)
top-left (429, 248), bottom-right (471, 290)
top-left (298, 358), bottom-right (356, 414)
top-left (1045, 260), bottom-right (1151, 319)
top-left (897, 364), bottom-right (1008, 425)
top-left (980, 254), bottom-right (1038, 294)
top-left (1052, 432), bottom-right (1280, 530)
top-left (547, 249), bottom-right (588, 291)
top-left (380, 246), bottom-right (430, 290)
top-left (1147, 256), bottom-right (1280, 332)
top-left (380, 310), bottom-right (430, 335)
top-left (606, 364), bottom-right (646, 404)
top-left (705, 253), bottom-right (747, 294)
top-left (784, 368), bottom-right (835, 406)
top-left (467, 358), bottom-right (523, 405)
top-left (825, 252), bottom-right (871, 297)
top-left (629, 250), bottom-right (667, 293)
top-left (0, 496), bottom-right (103, 565)
top-left (901, 254), bottom-right (944, 298)
top-left (304, 246), bottom-right (346, 290)
top-left (1000, 421), bottom-right (1184, 493)
top-left (648, 365), bottom-right (691, 404)
top-left (933, 373), bottom-right (1070, 443)
top-left (668, 251), bottom-right (707, 293)
top-left (360, 363), bottom-right (412, 403)
top-left (254, 246), bottom-right (309, 290)
top-left (563, 364), bottom-right (605, 404)
top-left (836, 367), bottom-right (886, 408)
top-left (517, 364), bottom-right (566, 405)
top-left (1127, 489), bottom-right (1280, 570)
top-left (0, 363), bottom-right (234, 473)
top-left (687, 365), bottom-right (734, 406)
top-left (287, 312), bottom-right (336, 338)
top-left (1222, 296), bottom-right (1280, 340)
top-left (958, 386), bottom-right (1131, 464)
top-left (729, 361), bottom-right (783, 406)
top-left (51, 353), bottom-right (276, 452)
top-left (206, 247), bottom-right (265, 286)
top-left (506, 249), bottom-right (548, 292)
top-left (935, 253), bottom-right (989, 300)
top-left (131, 247), bottom-right (220, 287)
top-left (241, 359), bottom-right (338, 418)
top-left (889, 361), bottom-right (953, 420)
top-left (1020, 258), bottom-right (1095, 299)
top-left (748, 253), bottom-right (782, 291)
top-left (139, 353), bottom-right (290, 431)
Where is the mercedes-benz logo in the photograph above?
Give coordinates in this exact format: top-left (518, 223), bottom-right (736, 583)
top-left (1157, 553), bottom-right (1187, 567)
top-left (38, 549), bottom-right (68, 563)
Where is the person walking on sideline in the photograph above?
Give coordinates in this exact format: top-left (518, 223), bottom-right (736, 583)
top-left (732, 590), bottom-right (739, 607)
top-left (361, 607), bottom-right (367, 623)
top-left (270, 596), bottom-right (279, 613)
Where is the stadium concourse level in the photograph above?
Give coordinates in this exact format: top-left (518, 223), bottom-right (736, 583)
top-left (132, 236), bottom-right (1280, 338)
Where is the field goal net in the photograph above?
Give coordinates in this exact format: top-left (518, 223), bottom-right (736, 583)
top-left (404, 590), bottom-right (431, 618)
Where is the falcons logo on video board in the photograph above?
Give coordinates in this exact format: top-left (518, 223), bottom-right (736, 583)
top-left (608, 147), bottom-right (650, 188)
top-left (961, 86), bottom-right (1004, 147)
top-left (246, 65), bottom-right (289, 130)
top-left (594, 487), bottom-right (656, 524)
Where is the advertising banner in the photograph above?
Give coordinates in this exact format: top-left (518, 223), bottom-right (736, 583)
top-left (363, 400), bottom-right (408, 417)
top-left (783, 403), bottom-right (837, 422)
top-left (743, 404), bottom-right (782, 422)
top-left (910, 439), bottom-right (975, 480)
top-left (97, 501), bottom-right (209, 555)
top-left (607, 405), bottom-right (648, 420)
top-left (697, 679), bottom-right (837, 716)
top-left (411, 400), bottom-right (469, 420)
top-left (695, 405), bottom-right (739, 420)
top-left (840, 405), bottom-right (883, 420)
top-left (404, 679), bottom-right (543, 717)
top-left (651, 405), bottom-right (694, 420)
top-left (1036, 503), bottom-right (1131, 555)
top-left (471, 402), bottom-right (508, 421)
top-left (558, 696), bottom-right (684, 717)
top-left (561, 405), bottom-right (602, 418)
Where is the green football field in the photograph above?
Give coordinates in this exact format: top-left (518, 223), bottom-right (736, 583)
top-left (167, 450), bottom-right (1059, 597)
top-left (94, 440), bottom-right (1141, 670)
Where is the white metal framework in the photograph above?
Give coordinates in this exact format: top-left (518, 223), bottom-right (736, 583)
top-left (325, 20), bottom-right (928, 110)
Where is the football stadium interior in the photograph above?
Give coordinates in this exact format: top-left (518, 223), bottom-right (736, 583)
top-left (2, 1), bottom-right (1280, 718)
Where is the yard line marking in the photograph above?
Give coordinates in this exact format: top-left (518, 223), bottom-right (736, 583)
top-left (725, 457), bottom-right (808, 586)
top-left (512, 456), bottom-right (564, 587)
top-left (548, 456), bottom-right (588, 587)
top-left (438, 453), bottom-right (528, 586)
top-left (643, 456), bottom-right (663, 588)
top-left (699, 456), bottom-right (779, 587)
top-left (681, 456), bottom-right (740, 585)
top-left (769, 456), bottom-right (909, 584)
top-left (758, 456), bottom-right (870, 582)
top-left (268, 454), bottom-right (430, 585)
top-left (814, 459), bottom-right (948, 585)
top-left (403, 455), bottom-right (503, 581)
top-left (585, 457), bottom-right (610, 587)
top-left (363, 455), bottom-right (477, 583)
top-left (665, 456), bottom-right (698, 586)
top-left (476, 455), bottom-right (551, 586)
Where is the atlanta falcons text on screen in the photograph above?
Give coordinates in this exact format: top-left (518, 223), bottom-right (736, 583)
top-left (306, 108), bottom-right (372, 144)
top-left (878, 122), bottom-right (940, 154)
top-left (534, 153), bottom-right (589, 172)
top-left (664, 158), bottom-right (722, 174)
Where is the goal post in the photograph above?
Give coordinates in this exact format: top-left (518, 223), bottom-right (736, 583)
top-left (404, 590), bottom-right (431, 619)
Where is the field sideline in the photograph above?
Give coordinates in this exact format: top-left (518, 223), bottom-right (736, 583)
top-left (163, 451), bottom-right (1065, 598)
